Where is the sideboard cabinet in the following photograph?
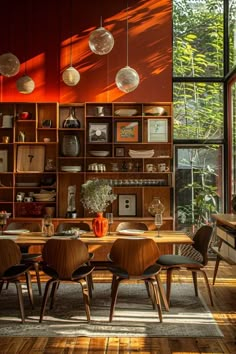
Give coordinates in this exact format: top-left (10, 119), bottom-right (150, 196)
top-left (0, 101), bottom-right (174, 229)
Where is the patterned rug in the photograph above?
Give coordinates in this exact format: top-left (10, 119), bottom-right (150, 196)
top-left (0, 282), bottom-right (223, 338)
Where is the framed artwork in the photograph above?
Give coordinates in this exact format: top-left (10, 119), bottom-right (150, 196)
top-left (88, 122), bottom-right (109, 143)
top-left (147, 119), bottom-right (168, 142)
top-left (115, 121), bottom-right (140, 143)
top-left (115, 147), bottom-right (125, 157)
top-left (118, 194), bottom-right (137, 216)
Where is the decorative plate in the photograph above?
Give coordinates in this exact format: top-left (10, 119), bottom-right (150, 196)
top-left (115, 109), bottom-right (138, 116)
top-left (4, 229), bottom-right (30, 235)
top-left (89, 151), bottom-right (110, 157)
top-left (118, 229), bottom-right (145, 236)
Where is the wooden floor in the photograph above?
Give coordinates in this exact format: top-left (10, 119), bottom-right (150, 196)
top-left (0, 260), bottom-right (235, 354)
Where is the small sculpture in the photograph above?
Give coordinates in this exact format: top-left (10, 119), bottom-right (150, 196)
top-left (66, 185), bottom-right (77, 218)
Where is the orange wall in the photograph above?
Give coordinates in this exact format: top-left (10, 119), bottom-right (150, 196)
top-left (0, 0), bottom-right (172, 103)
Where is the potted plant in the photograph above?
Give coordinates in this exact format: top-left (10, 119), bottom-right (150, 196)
top-left (81, 179), bottom-right (116, 237)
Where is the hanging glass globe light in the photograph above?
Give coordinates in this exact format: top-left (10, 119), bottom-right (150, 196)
top-left (115, 65), bottom-right (139, 93)
top-left (16, 75), bottom-right (35, 94)
top-left (62, 66), bottom-right (80, 86)
top-left (0, 52), bottom-right (20, 77)
top-left (89, 19), bottom-right (114, 55)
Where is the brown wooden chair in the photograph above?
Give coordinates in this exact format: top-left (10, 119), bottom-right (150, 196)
top-left (6, 222), bottom-right (42, 295)
top-left (108, 238), bottom-right (166, 322)
top-left (116, 222), bottom-right (148, 232)
top-left (0, 239), bottom-right (34, 323)
top-left (56, 222), bottom-right (90, 233)
top-left (39, 238), bottom-right (94, 323)
top-left (157, 225), bottom-right (214, 306)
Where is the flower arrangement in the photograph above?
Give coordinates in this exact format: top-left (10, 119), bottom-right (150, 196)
top-left (81, 179), bottom-right (116, 214)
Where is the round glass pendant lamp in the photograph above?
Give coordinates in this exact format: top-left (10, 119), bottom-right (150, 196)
top-left (0, 52), bottom-right (20, 77)
top-left (115, 4), bottom-right (140, 93)
top-left (16, 74), bottom-right (35, 94)
top-left (115, 65), bottom-right (140, 93)
top-left (89, 17), bottom-right (114, 55)
top-left (62, 66), bottom-right (80, 86)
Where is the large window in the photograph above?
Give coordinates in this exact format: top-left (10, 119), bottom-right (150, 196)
top-left (229, 0), bottom-right (236, 70)
top-left (173, 0), bottom-right (226, 230)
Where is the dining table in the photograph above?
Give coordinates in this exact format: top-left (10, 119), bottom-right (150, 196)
top-left (1, 229), bottom-right (193, 247)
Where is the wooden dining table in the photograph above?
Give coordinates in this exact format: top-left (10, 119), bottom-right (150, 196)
top-left (2, 230), bottom-right (193, 247)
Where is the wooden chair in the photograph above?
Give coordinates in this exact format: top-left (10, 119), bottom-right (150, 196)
top-left (157, 225), bottom-right (214, 306)
top-left (6, 222), bottom-right (42, 295)
top-left (39, 238), bottom-right (94, 323)
top-left (0, 239), bottom-right (34, 323)
top-left (116, 222), bottom-right (148, 232)
top-left (56, 222), bottom-right (90, 233)
top-left (108, 238), bottom-right (166, 322)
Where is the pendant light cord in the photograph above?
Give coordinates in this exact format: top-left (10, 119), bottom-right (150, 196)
top-left (69, 0), bottom-right (73, 66)
top-left (126, 1), bottom-right (129, 67)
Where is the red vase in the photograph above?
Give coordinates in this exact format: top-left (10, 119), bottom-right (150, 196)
top-left (92, 212), bottom-right (108, 237)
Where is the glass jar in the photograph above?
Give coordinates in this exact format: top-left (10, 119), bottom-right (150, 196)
top-left (63, 107), bottom-right (80, 128)
top-left (62, 135), bottom-right (80, 157)
top-left (148, 197), bottom-right (165, 216)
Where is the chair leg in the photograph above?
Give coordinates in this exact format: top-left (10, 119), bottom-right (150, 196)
top-left (166, 269), bottom-right (174, 305)
top-left (50, 280), bottom-right (60, 309)
top-left (39, 279), bottom-right (56, 323)
top-left (148, 279), bottom-right (162, 322)
top-left (192, 271), bottom-right (198, 297)
top-left (213, 255), bottom-right (221, 285)
top-left (155, 274), bottom-right (169, 311)
top-left (25, 271), bottom-right (34, 309)
top-left (33, 262), bottom-right (42, 296)
top-left (15, 281), bottom-right (25, 323)
top-left (0, 281), bottom-right (4, 294)
top-left (109, 277), bottom-right (121, 322)
top-left (79, 278), bottom-right (91, 321)
top-left (198, 269), bottom-right (214, 306)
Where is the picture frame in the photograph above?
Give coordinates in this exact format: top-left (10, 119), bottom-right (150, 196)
top-left (118, 194), bottom-right (137, 216)
top-left (115, 147), bottom-right (125, 157)
top-left (147, 119), bottom-right (168, 142)
top-left (115, 121), bottom-right (140, 143)
top-left (88, 122), bottom-right (109, 143)
top-left (42, 119), bottom-right (52, 128)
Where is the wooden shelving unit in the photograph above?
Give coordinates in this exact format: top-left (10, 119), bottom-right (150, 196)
top-left (0, 101), bottom-right (174, 229)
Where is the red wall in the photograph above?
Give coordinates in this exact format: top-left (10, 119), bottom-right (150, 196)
top-left (0, 0), bottom-right (172, 103)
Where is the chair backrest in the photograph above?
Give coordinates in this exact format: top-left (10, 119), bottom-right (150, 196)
top-left (7, 222), bottom-right (41, 232)
top-left (42, 239), bottom-right (89, 279)
top-left (192, 225), bottom-right (213, 265)
top-left (116, 222), bottom-right (148, 232)
top-left (109, 238), bottom-right (160, 276)
top-left (0, 239), bottom-right (21, 275)
top-left (56, 222), bottom-right (90, 233)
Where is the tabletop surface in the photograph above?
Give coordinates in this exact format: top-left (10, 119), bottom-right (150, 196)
top-left (1, 230), bottom-right (193, 245)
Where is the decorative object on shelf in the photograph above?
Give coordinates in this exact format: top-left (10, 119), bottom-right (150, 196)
top-left (115, 147), bottom-right (125, 157)
top-left (62, 135), bottom-right (80, 156)
top-left (42, 215), bottom-right (54, 237)
top-left (62, 0), bottom-right (80, 86)
top-left (115, 3), bottom-right (139, 93)
top-left (2, 136), bottom-right (10, 144)
top-left (19, 111), bottom-right (32, 120)
top-left (147, 119), bottom-right (168, 142)
top-left (88, 122), bottom-right (109, 143)
top-left (16, 74), bottom-right (35, 94)
top-left (0, 150), bottom-right (8, 172)
top-left (146, 163), bottom-right (157, 172)
top-left (89, 150), bottom-right (109, 157)
top-left (88, 16), bottom-right (114, 55)
top-left (0, 211), bottom-right (10, 235)
top-left (16, 145), bottom-right (45, 172)
top-left (18, 131), bottom-right (26, 142)
top-left (81, 179), bottom-right (116, 237)
top-left (144, 106), bottom-right (167, 116)
top-left (148, 197), bottom-right (165, 217)
top-left (114, 108), bottom-right (138, 116)
top-left (128, 149), bottom-right (155, 158)
top-left (118, 194), bottom-right (137, 216)
top-left (45, 158), bottom-right (56, 171)
top-left (96, 106), bottom-right (104, 116)
top-left (63, 107), bottom-right (81, 128)
top-left (157, 163), bottom-right (169, 172)
top-left (1, 114), bottom-right (13, 128)
top-left (0, 52), bottom-right (20, 77)
top-left (115, 121), bottom-right (140, 143)
top-left (42, 119), bottom-right (52, 128)
top-left (66, 185), bottom-right (77, 218)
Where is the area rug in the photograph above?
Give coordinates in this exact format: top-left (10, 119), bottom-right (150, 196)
top-left (0, 282), bottom-right (223, 338)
